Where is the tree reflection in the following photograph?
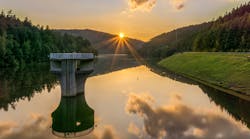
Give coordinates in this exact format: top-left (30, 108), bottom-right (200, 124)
top-left (0, 64), bottom-right (57, 111)
top-left (200, 85), bottom-right (250, 128)
top-left (0, 55), bottom-right (137, 111)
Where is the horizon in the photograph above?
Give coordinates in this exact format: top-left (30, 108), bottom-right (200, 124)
top-left (0, 0), bottom-right (248, 41)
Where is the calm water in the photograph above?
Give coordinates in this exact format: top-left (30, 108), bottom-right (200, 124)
top-left (0, 55), bottom-right (250, 139)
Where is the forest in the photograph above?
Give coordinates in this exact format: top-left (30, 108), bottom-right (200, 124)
top-left (140, 2), bottom-right (250, 59)
top-left (0, 11), bottom-right (96, 67)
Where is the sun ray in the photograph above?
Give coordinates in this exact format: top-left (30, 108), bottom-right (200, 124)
top-left (96, 37), bottom-right (118, 49)
top-left (123, 39), bottom-right (145, 65)
top-left (111, 37), bottom-right (123, 69)
top-left (103, 32), bottom-right (146, 69)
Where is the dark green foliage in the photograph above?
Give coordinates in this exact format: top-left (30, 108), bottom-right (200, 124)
top-left (194, 5), bottom-right (250, 52)
top-left (140, 2), bottom-right (250, 59)
top-left (0, 11), bottom-right (96, 67)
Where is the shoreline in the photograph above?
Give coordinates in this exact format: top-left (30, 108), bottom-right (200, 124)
top-left (157, 52), bottom-right (250, 101)
top-left (158, 66), bottom-right (250, 101)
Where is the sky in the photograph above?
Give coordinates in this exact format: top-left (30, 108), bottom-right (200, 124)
top-left (0, 0), bottom-right (248, 41)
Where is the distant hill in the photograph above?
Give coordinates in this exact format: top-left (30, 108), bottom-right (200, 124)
top-left (55, 29), bottom-right (144, 54)
top-left (140, 2), bottom-right (250, 59)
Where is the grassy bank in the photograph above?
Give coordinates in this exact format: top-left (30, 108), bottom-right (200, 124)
top-left (158, 52), bottom-right (250, 95)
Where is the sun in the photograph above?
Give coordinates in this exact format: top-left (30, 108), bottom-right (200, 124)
top-left (119, 32), bottom-right (125, 39)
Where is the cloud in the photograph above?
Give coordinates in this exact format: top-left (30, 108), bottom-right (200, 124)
top-left (127, 0), bottom-right (187, 12)
top-left (126, 93), bottom-right (250, 139)
top-left (128, 0), bottom-right (157, 11)
top-left (170, 0), bottom-right (186, 10)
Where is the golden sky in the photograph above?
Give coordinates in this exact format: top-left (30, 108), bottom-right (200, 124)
top-left (0, 0), bottom-right (248, 41)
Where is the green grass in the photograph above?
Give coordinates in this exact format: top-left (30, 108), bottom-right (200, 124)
top-left (158, 52), bottom-right (250, 95)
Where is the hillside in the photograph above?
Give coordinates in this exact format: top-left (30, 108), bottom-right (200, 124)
top-left (56, 29), bottom-right (144, 54)
top-left (139, 22), bottom-right (212, 58)
top-left (159, 52), bottom-right (250, 95)
top-left (140, 2), bottom-right (250, 59)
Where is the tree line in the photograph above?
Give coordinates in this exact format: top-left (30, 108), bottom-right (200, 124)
top-left (193, 2), bottom-right (250, 52)
top-left (0, 11), bottom-right (97, 67)
top-left (140, 2), bottom-right (250, 59)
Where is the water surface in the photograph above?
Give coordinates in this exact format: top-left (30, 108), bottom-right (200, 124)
top-left (0, 55), bottom-right (250, 139)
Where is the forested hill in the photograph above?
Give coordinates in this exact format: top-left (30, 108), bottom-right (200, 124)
top-left (56, 29), bottom-right (144, 54)
top-left (140, 2), bottom-right (250, 59)
top-left (0, 11), bottom-right (96, 67)
top-left (140, 22), bottom-right (212, 58)
top-left (56, 29), bottom-right (114, 45)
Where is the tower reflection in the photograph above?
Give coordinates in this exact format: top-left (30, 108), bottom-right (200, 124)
top-left (51, 93), bottom-right (94, 138)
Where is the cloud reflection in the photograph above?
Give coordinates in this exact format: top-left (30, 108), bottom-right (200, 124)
top-left (0, 114), bottom-right (118, 139)
top-left (0, 122), bottom-right (16, 136)
top-left (128, 122), bottom-right (142, 137)
top-left (126, 93), bottom-right (250, 139)
top-left (101, 125), bottom-right (120, 139)
top-left (0, 114), bottom-right (51, 139)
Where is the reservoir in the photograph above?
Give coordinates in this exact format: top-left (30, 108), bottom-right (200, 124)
top-left (0, 55), bottom-right (249, 139)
